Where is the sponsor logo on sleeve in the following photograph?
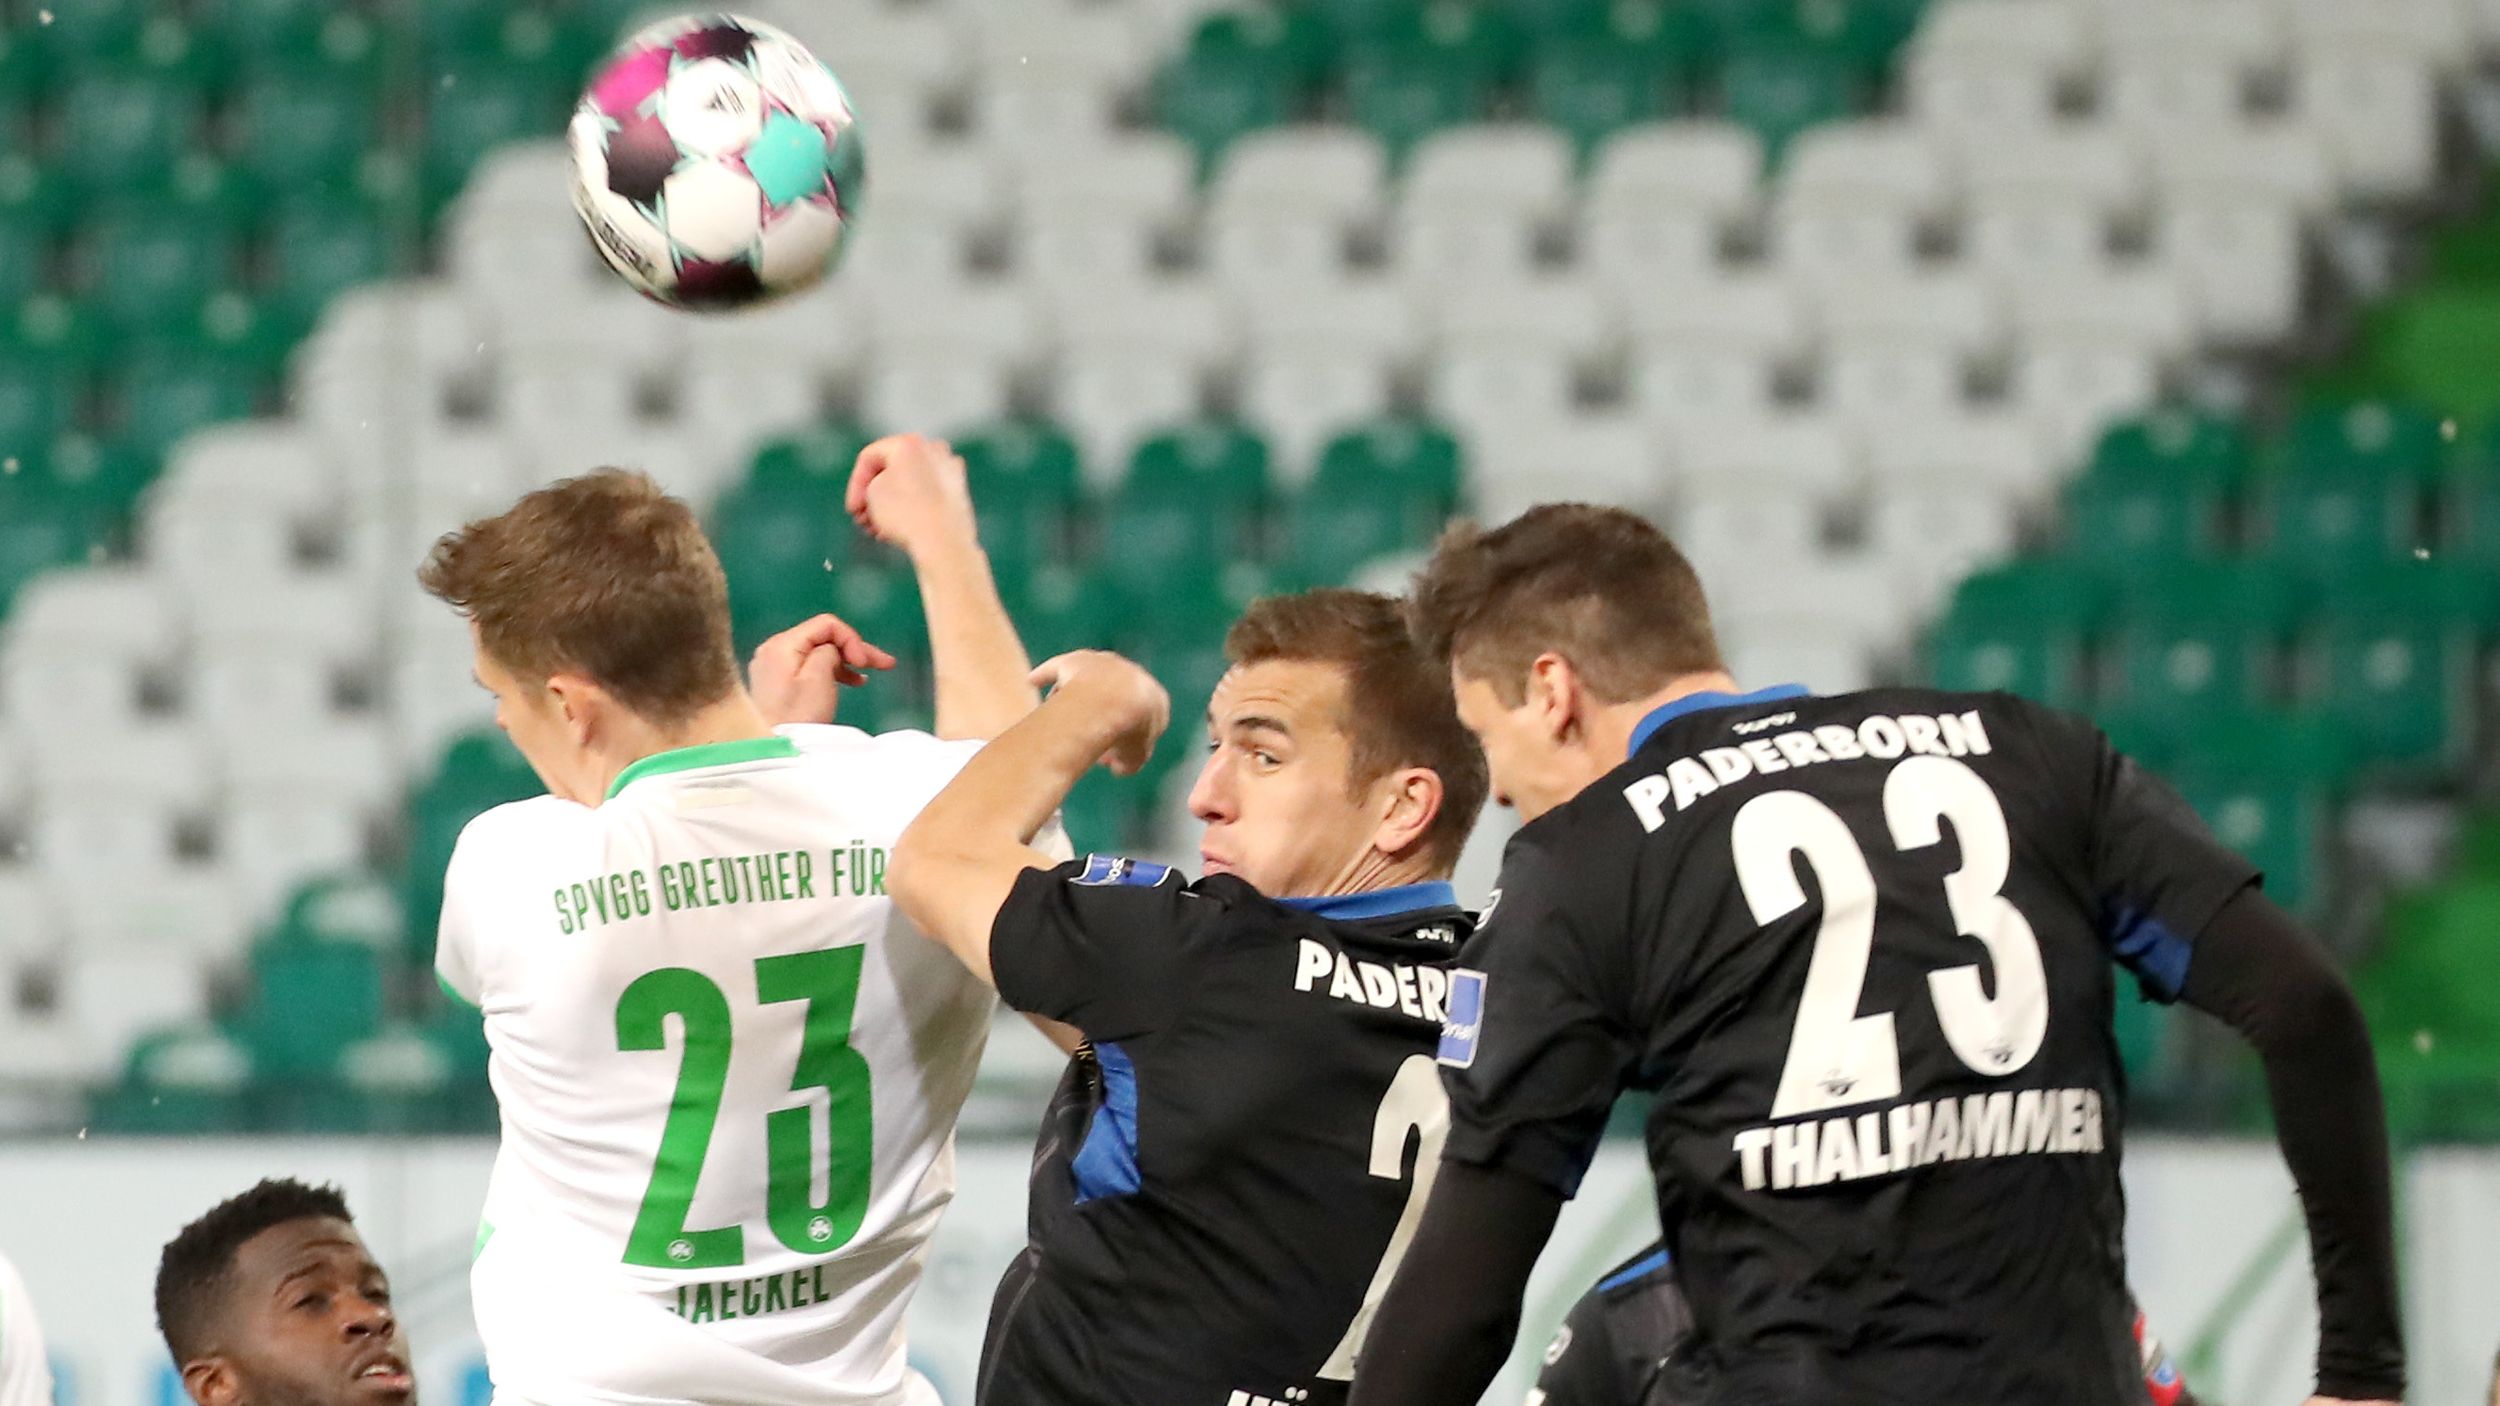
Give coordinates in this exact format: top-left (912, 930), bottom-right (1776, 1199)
top-left (1073, 854), bottom-right (1175, 888)
top-left (1437, 968), bottom-right (1487, 1068)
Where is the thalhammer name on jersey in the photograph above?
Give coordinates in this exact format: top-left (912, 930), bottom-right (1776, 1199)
top-left (1623, 710), bottom-right (1995, 828)
top-left (1730, 1086), bottom-right (2106, 1192)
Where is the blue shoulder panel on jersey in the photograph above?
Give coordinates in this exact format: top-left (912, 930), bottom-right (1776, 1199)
top-left (1437, 969), bottom-right (1486, 1068)
top-left (1626, 683), bottom-right (1812, 757)
top-left (1071, 1042), bottom-right (1144, 1204)
top-left (1073, 854), bottom-right (1175, 888)
top-left (1594, 1247), bottom-right (1673, 1294)
top-left (2104, 902), bottom-right (2194, 1000)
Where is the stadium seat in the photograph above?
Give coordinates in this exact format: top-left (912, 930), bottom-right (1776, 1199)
top-left (2159, 196), bottom-right (2307, 348)
top-left (1342, 35), bottom-right (1498, 161)
top-left (93, 1027), bottom-right (254, 1134)
top-left (2106, 558), bottom-right (2303, 714)
top-left (2297, 49), bottom-right (2439, 204)
top-left (1927, 559), bottom-right (2106, 708)
top-left (2283, 399), bottom-right (2449, 482)
top-left (955, 417), bottom-right (1086, 579)
top-left (58, 69), bottom-right (206, 193)
top-left (2169, 712), bottom-right (2351, 915)
top-left (1719, 45), bottom-right (1859, 162)
top-left (2260, 462), bottom-right (2428, 578)
top-left (2311, 560), bottom-right (2495, 773)
top-left (242, 936), bottom-right (386, 1081)
top-left (2064, 460), bottom-right (2227, 564)
top-left (1156, 45), bottom-right (1300, 168)
top-left (1001, 562), bottom-right (1127, 662)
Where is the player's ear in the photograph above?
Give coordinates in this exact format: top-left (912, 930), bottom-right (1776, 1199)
top-left (181, 1355), bottom-right (240, 1406)
top-left (543, 671), bottom-right (602, 743)
top-left (1526, 652), bottom-right (1579, 741)
top-left (1372, 765), bottom-right (1444, 860)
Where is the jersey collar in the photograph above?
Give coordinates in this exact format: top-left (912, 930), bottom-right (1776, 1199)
top-left (1628, 684), bottom-right (1812, 759)
top-left (1277, 881), bottom-right (1461, 920)
top-left (606, 735), bottom-right (802, 800)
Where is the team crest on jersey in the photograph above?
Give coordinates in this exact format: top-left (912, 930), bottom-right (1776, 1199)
top-left (1437, 968), bottom-right (1487, 1068)
top-left (1073, 854), bottom-right (1174, 888)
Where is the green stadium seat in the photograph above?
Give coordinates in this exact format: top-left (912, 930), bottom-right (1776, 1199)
top-left (1362, 0), bottom-right (1525, 82)
top-left (1156, 48), bottom-right (1300, 169)
top-left (2088, 409), bottom-right (2253, 487)
top-left (1313, 417), bottom-right (1465, 517)
top-left (58, 70), bottom-right (208, 193)
top-left (1718, 45), bottom-right (1858, 162)
top-left (1003, 562), bottom-right (1127, 660)
top-left (92, 1027), bottom-right (254, 1135)
top-left (1313, 0), bottom-right (1435, 43)
top-left (2260, 465), bottom-right (2426, 578)
top-left (1060, 770), bottom-right (1150, 855)
top-left (234, 73), bottom-right (378, 192)
top-left (0, 500), bottom-right (85, 613)
top-left (0, 23), bottom-right (47, 106)
top-left (2313, 561), bottom-right (2496, 773)
top-left (2063, 462), bottom-right (2226, 564)
top-left (2107, 559), bottom-right (2301, 713)
top-left (829, 560), bottom-right (932, 664)
top-left (263, 198), bottom-right (402, 330)
top-left (2451, 468), bottom-right (2500, 563)
top-left (0, 155), bottom-right (78, 236)
top-left (2454, 811), bottom-right (2500, 878)
top-left (86, 206), bottom-right (239, 331)
top-left (1112, 422), bottom-right (1273, 591)
top-left (0, 356), bottom-right (79, 449)
top-left (336, 1026), bottom-right (463, 1134)
top-left (2357, 290), bottom-right (2500, 434)
top-left (423, 65), bottom-right (566, 209)
top-left (1189, 6), bottom-right (1336, 88)
top-left (274, 873), bottom-right (408, 952)
top-left (1925, 559), bottom-right (2105, 709)
top-left (2171, 730), bottom-right (2347, 914)
top-left (31, 432), bottom-right (154, 528)
top-left (39, 0), bottom-right (157, 68)
top-left (1282, 493), bottom-right (1420, 588)
top-left (1342, 43), bottom-right (1496, 161)
top-left (749, 420), bottom-right (877, 495)
top-left (2283, 399), bottom-right (2448, 483)
top-left (401, 730), bottom-right (546, 947)
top-left (6, 292), bottom-right (110, 372)
top-left (957, 418), bottom-right (1085, 579)
top-left (420, 0), bottom-right (526, 56)
top-left (242, 937), bottom-right (387, 1080)
top-left (715, 483), bottom-right (854, 598)
top-left (0, 220), bottom-right (50, 305)
top-left (111, 354), bottom-right (262, 459)
top-left (1119, 557), bottom-right (1275, 656)
top-left (1725, 0), bottom-right (1913, 78)
top-left (1530, 37), bottom-right (1686, 154)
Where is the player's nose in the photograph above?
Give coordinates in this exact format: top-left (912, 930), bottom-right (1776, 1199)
top-left (1185, 752), bottom-right (1230, 823)
top-left (340, 1291), bottom-right (394, 1340)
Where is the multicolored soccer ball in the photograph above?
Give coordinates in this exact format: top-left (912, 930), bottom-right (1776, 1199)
top-left (569, 14), bottom-right (866, 310)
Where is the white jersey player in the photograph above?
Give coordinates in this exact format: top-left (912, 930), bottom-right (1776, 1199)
top-left (0, 1249), bottom-right (54, 1406)
top-left (423, 436), bottom-right (1042, 1406)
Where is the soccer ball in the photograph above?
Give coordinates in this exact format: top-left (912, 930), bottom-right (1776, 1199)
top-left (569, 13), bottom-right (865, 310)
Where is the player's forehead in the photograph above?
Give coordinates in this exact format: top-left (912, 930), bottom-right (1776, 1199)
top-left (233, 1218), bottom-right (376, 1290)
top-left (1205, 658), bottom-right (1353, 741)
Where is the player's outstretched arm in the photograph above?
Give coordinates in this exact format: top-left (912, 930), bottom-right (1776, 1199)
top-left (847, 432), bottom-right (1038, 740)
top-left (890, 650), bottom-right (1170, 986)
top-left (2178, 888), bottom-right (2405, 1405)
top-left (1347, 1162), bottom-right (1564, 1405)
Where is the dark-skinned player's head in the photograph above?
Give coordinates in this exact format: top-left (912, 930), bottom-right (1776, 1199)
top-left (1188, 588), bottom-right (1489, 897)
top-left (155, 1179), bottom-right (415, 1406)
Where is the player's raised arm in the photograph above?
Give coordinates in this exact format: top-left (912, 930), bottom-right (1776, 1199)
top-left (847, 432), bottom-right (1038, 740)
top-left (889, 650), bottom-right (1170, 985)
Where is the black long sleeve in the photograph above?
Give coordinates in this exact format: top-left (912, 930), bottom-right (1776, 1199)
top-left (1347, 1161), bottom-right (1566, 1406)
top-left (2177, 886), bottom-right (2405, 1401)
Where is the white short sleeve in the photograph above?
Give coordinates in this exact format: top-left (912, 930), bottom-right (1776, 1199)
top-left (0, 1252), bottom-right (54, 1406)
top-left (437, 797), bottom-right (589, 1009)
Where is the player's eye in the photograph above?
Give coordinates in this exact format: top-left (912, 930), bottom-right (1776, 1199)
top-left (1253, 749), bottom-right (1281, 768)
top-left (296, 1293), bottom-right (327, 1312)
top-left (364, 1284), bottom-right (392, 1306)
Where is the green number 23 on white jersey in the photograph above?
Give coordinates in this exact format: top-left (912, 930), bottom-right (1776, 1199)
top-left (613, 947), bottom-right (874, 1270)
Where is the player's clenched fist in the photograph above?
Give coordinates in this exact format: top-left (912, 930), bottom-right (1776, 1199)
top-left (847, 432), bottom-right (979, 561)
top-left (1031, 649), bottom-right (1169, 777)
top-left (750, 612), bottom-right (896, 727)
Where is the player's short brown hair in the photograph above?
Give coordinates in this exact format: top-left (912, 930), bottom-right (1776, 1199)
top-left (1225, 588), bottom-right (1489, 872)
top-left (1408, 503), bottom-right (1723, 706)
top-left (418, 469), bottom-right (741, 727)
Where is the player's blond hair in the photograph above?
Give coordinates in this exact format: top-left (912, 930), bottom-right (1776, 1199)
top-left (418, 469), bottom-right (742, 727)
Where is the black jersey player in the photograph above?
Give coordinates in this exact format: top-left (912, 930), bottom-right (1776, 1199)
top-left (1351, 505), bottom-right (2402, 1406)
top-left (888, 590), bottom-right (1492, 1405)
top-left (1529, 1242), bottom-right (2199, 1406)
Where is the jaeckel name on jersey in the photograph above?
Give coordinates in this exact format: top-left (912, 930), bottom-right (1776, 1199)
top-left (977, 860), bottom-right (1476, 1406)
top-left (438, 727), bottom-right (998, 1406)
top-left (1441, 685), bottom-right (2261, 1406)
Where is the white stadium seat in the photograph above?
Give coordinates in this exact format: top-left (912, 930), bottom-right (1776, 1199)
top-left (2008, 265), bottom-right (2198, 359)
top-left (1462, 417), bottom-right (1664, 523)
top-left (2159, 196), bottom-right (2307, 346)
top-left (1628, 346), bottom-right (1782, 429)
top-left (1721, 628), bottom-right (1878, 696)
top-left (1237, 275), bottom-right (1424, 366)
top-left (1679, 488), bottom-right (1825, 566)
top-left (2296, 49), bottom-right (2441, 203)
top-left (1866, 487), bottom-right (2024, 616)
top-left (2147, 119), bottom-right (2339, 215)
top-left (2014, 339), bottom-right (2167, 465)
top-left (1822, 342), bottom-right (1971, 430)
top-left (1951, 127), bottom-right (2147, 215)
top-left (1588, 123), bottom-right (1765, 223)
top-left (0, 871), bottom-right (61, 965)
top-left (1622, 271), bottom-right (1814, 361)
top-left (1428, 346), bottom-right (1580, 443)
top-left (1812, 269), bottom-right (2006, 355)
top-left (1905, 0), bottom-right (2092, 132)
top-left (221, 794), bottom-right (378, 919)
top-left (1051, 347), bottom-right (1207, 477)
top-left (1213, 127), bottom-right (1391, 229)
top-left (1672, 414), bottom-right (1862, 500)
top-left (1238, 347), bottom-right (1396, 482)
top-left (1962, 194), bottom-right (2113, 278)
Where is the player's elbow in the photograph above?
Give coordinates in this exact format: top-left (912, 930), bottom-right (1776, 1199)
top-left (887, 827), bottom-right (951, 918)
